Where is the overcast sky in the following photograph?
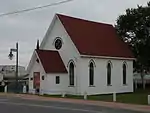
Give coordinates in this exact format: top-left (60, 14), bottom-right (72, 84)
top-left (0, 0), bottom-right (149, 68)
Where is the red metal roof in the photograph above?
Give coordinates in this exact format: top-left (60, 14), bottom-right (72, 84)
top-left (57, 14), bottom-right (134, 58)
top-left (36, 49), bottom-right (67, 73)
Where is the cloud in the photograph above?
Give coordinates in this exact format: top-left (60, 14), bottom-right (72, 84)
top-left (0, 0), bottom-right (149, 68)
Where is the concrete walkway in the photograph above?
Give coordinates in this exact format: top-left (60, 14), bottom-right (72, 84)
top-left (1, 93), bottom-right (150, 112)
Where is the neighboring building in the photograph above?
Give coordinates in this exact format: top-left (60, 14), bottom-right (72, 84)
top-left (27, 14), bottom-right (134, 95)
top-left (0, 65), bottom-right (27, 80)
top-left (0, 65), bottom-right (27, 93)
top-left (0, 73), bottom-right (3, 82)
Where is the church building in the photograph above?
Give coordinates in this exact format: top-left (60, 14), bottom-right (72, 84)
top-left (27, 14), bottom-right (134, 95)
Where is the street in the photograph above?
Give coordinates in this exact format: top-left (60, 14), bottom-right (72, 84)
top-left (0, 95), bottom-right (147, 113)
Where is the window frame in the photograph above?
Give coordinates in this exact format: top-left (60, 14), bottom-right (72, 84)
top-left (69, 62), bottom-right (74, 86)
top-left (123, 63), bottom-right (127, 85)
top-left (56, 76), bottom-right (60, 84)
top-left (54, 37), bottom-right (63, 50)
top-left (107, 62), bottom-right (112, 86)
top-left (89, 62), bottom-right (94, 86)
top-left (42, 75), bottom-right (44, 80)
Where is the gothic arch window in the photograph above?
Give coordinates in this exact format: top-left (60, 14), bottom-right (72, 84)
top-left (69, 62), bottom-right (74, 86)
top-left (123, 63), bottom-right (127, 85)
top-left (89, 60), bottom-right (95, 86)
top-left (67, 59), bottom-right (75, 67)
top-left (107, 62), bottom-right (112, 85)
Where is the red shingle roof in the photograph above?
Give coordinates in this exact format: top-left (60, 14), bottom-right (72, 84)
top-left (36, 49), bottom-right (67, 73)
top-left (57, 14), bottom-right (134, 58)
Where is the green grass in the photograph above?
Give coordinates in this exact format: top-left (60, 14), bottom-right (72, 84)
top-left (42, 88), bottom-right (150, 105)
top-left (43, 94), bottom-right (62, 98)
top-left (116, 89), bottom-right (150, 105)
top-left (65, 94), bottom-right (84, 99)
top-left (88, 94), bottom-right (113, 101)
top-left (88, 89), bottom-right (150, 105)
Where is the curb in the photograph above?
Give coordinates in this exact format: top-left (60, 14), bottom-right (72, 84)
top-left (1, 93), bottom-right (150, 112)
top-left (17, 94), bottom-right (150, 113)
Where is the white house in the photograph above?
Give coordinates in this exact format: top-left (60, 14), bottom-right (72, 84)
top-left (27, 14), bottom-right (135, 95)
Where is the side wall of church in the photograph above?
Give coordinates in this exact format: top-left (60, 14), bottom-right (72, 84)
top-left (79, 57), bottom-right (133, 95)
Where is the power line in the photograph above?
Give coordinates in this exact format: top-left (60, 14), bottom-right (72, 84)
top-left (0, 0), bottom-right (74, 17)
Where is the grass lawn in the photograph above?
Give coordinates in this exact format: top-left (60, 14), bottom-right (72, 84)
top-left (42, 88), bottom-right (150, 105)
top-left (89, 89), bottom-right (150, 105)
top-left (116, 89), bottom-right (150, 105)
top-left (88, 89), bottom-right (150, 105)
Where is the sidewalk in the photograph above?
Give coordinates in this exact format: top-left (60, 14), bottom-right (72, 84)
top-left (1, 93), bottom-right (150, 112)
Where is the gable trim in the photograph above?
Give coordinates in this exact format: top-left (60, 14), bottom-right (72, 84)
top-left (40, 14), bottom-right (57, 49)
top-left (35, 51), bottom-right (46, 74)
top-left (56, 14), bottom-right (80, 56)
top-left (81, 54), bottom-right (135, 60)
top-left (27, 50), bottom-right (46, 75)
top-left (27, 50), bottom-right (36, 74)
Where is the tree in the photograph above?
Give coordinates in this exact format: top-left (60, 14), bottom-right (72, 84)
top-left (115, 2), bottom-right (150, 89)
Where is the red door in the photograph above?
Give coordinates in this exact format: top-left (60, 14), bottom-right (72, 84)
top-left (33, 72), bottom-right (40, 89)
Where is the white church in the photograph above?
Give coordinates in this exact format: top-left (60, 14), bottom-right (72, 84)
top-left (27, 14), bottom-right (135, 95)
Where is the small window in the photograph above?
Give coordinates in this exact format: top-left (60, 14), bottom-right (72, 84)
top-left (42, 76), bottom-right (44, 80)
top-left (89, 62), bottom-right (94, 86)
top-left (107, 63), bottom-right (112, 85)
top-left (36, 59), bottom-right (39, 63)
top-left (54, 38), bottom-right (62, 50)
top-left (30, 77), bottom-right (33, 80)
top-left (56, 76), bottom-right (60, 84)
top-left (69, 62), bottom-right (74, 86)
top-left (123, 63), bottom-right (127, 85)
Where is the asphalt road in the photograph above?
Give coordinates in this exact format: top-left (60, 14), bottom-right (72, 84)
top-left (0, 95), bottom-right (147, 113)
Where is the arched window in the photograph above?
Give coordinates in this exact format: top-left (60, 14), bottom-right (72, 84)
top-left (69, 62), bottom-right (74, 86)
top-left (107, 63), bottom-right (111, 85)
top-left (123, 63), bottom-right (127, 85)
top-left (89, 62), bottom-right (94, 86)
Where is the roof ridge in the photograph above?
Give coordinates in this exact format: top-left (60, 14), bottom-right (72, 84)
top-left (56, 13), bottom-right (113, 27)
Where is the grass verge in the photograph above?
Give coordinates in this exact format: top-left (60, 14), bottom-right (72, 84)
top-left (42, 88), bottom-right (150, 105)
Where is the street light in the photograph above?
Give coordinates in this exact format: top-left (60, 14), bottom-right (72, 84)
top-left (8, 42), bottom-right (19, 93)
top-left (1, 68), bottom-right (5, 84)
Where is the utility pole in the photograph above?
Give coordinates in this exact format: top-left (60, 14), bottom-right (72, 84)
top-left (16, 42), bottom-right (18, 93)
top-left (8, 42), bottom-right (19, 93)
